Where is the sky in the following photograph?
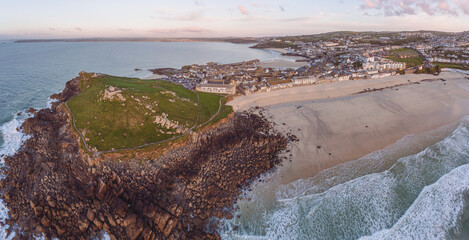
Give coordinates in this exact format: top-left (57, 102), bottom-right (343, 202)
top-left (1, 0), bottom-right (469, 39)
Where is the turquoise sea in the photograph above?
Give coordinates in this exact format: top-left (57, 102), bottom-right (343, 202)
top-left (0, 41), bottom-right (291, 239)
top-left (0, 41), bottom-right (289, 151)
top-left (1, 41), bottom-right (469, 240)
top-left (219, 119), bottom-right (469, 239)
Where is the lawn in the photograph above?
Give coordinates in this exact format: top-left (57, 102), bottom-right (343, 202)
top-left (67, 74), bottom-right (230, 151)
top-left (434, 62), bottom-right (469, 70)
top-left (387, 48), bottom-right (424, 67)
top-left (197, 92), bottom-right (224, 124)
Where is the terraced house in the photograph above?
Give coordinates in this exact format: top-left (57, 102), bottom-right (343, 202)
top-left (196, 83), bottom-right (236, 95)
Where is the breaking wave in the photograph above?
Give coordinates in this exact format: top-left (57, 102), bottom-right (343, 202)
top-left (0, 114), bottom-right (29, 240)
top-left (220, 116), bottom-right (469, 240)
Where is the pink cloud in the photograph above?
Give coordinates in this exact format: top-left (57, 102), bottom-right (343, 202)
top-left (437, 0), bottom-right (459, 15)
top-left (361, 0), bottom-right (463, 16)
top-left (417, 2), bottom-right (434, 15)
top-left (454, 0), bottom-right (469, 15)
top-left (74, 27), bottom-right (82, 31)
top-left (238, 5), bottom-right (249, 15)
top-left (361, 0), bottom-right (377, 9)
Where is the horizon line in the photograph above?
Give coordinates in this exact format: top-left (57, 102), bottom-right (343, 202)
top-left (4, 29), bottom-right (469, 42)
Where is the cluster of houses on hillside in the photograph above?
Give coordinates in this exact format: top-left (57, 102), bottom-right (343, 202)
top-left (362, 57), bottom-right (406, 71)
top-left (155, 31), bottom-right (469, 96)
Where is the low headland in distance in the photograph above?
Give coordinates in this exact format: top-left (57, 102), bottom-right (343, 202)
top-left (13, 37), bottom-right (258, 44)
top-left (2, 30), bottom-right (469, 239)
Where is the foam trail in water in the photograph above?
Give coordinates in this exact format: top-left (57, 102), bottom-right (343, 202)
top-left (360, 163), bottom-right (469, 240)
top-left (220, 116), bottom-right (469, 240)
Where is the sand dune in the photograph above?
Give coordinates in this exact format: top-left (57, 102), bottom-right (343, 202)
top-left (228, 72), bottom-right (469, 184)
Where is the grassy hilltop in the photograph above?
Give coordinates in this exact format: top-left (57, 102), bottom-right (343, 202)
top-left (386, 48), bottom-right (424, 67)
top-left (67, 73), bottom-right (232, 152)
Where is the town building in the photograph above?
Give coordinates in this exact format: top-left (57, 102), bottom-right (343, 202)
top-left (195, 84), bottom-right (236, 95)
top-left (293, 76), bottom-right (317, 85)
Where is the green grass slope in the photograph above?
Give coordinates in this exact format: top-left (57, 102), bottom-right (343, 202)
top-left (67, 74), bottom-right (231, 152)
top-left (387, 48), bottom-right (424, 67)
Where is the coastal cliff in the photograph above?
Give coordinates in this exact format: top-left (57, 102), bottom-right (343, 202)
top-left (0, 74), bottom-right (289, 239)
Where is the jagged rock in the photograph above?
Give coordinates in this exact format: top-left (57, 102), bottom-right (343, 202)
top-left (122, 213), bottom-right (137, 227)
top-left (93, 218), bottom-right (103, 229)
top-left (87, 209), bottom-right (95, 222)
top-left (156, 213), bottom-right (171, 232)
top-left (143, 205), bottom-right (156, 218)
top-left (55, 224), bottom-right (66, 235)
top-left (114, 199), bottom-right (128, 218)
top-left (47, 200), bottom-right (56, 208)
top-left (40, 217), bottom-right (51, 227)
top-left (126, 217), bottom-right (144, 240)
top-left (106, 213), bottom-right (117, 227)
top-left (141, 227), bottom-right (153, 240)
top-left (96, 180), bottom-right (107, 200)
top-left (108, 233), bottom-right (117, 240)
top-left (85, 182), bottom-right (95, 197)
top-left (78, 216), bottom-right (90, 232)
top-left (0, 72), bottom-right (288, 240)
top-left (164, 219), bottom-right (177, 237)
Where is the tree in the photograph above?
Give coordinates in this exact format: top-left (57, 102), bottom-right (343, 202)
top-left (353, 61), bottom-right (363, 69)
top-left (435, 64), bottom-right (441, 74)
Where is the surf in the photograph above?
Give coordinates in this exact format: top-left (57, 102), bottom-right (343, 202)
top-left (219, 116), bottom-right (469, 240)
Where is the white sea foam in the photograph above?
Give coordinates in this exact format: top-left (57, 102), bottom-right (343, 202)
top-left (275, 119), bottom-right (459, 200)
top-left (0, 115), bottom-right (29, 158)
top-left (0, 115), bottom-right (29, 240)
top-left (46, 97), bottom-right (59, 109)
top-left (360, 164), bottom-right (469, 240)
top-left (220, 116), bottom-right (469, 240)
top-left (0, 199), bottom-right (14, 240)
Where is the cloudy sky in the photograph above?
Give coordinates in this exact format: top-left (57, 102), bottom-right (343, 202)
top-left (0, 0), bottom-right (468, 39)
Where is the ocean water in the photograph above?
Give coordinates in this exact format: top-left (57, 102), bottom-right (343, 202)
top-left (1, 41), bottom-right (469, 239)
top-left (219, 117), bottom-right (469, 239)
top-left (0, 41), bottom-right (291, 148)
top-left (0, 41), bottom-right (291, 239)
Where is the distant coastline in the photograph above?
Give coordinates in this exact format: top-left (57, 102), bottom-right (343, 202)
top-left (14, 37), bottom-right (258, 44)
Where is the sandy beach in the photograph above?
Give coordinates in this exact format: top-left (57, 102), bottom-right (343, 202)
top-left (266, 48), bottom-right (290, 54)
top-left (258, 48), bottom-right (309, 69)
top-left (228, 72), bottom-right (469, 183)
top-left (141, 73), bottom-right (166, 80)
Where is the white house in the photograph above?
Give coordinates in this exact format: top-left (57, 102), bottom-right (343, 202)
top-left (196, 84), bottom-right (236, 95)
top-left (293, 76), bottom-right (317, 85)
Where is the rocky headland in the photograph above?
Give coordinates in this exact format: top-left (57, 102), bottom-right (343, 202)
top-left (0, 74), bottom-right (290, 239)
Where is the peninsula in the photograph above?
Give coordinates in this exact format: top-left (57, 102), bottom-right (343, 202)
top-left (2, 30), bottom-right (469, 240)
top-left (0, 72), bottom-right (290, 239)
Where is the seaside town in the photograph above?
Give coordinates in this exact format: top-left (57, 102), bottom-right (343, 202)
top-left (151, 31), bottom-right (469, 95)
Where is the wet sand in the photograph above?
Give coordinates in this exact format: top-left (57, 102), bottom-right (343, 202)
top-left (228, 72), bottom-right (469, 184)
